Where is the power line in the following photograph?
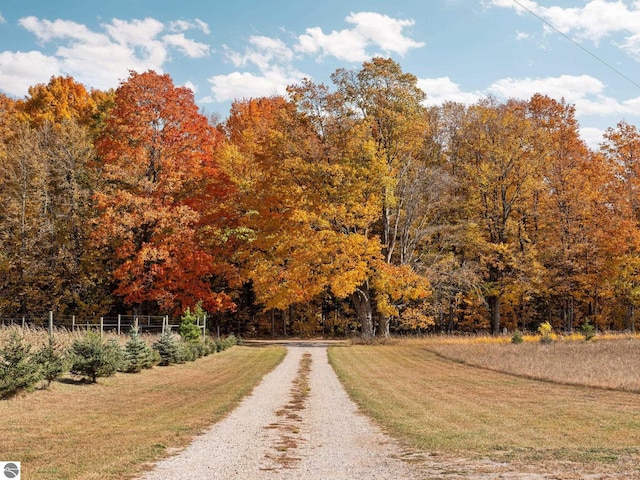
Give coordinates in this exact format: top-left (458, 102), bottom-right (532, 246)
top-left (512, 0), bottom-right (640, 90)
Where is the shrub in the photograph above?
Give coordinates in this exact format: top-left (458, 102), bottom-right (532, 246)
top-left (152, 332), bottom-right (182, 366)
top-left (37, 337), bottom-right (68, 387)
top-left (0, 330), bottom-right (43, 398)
top-left (215, 334), bottom-right (238, 352)
top-left (538, 321), bottom-right (554, 344)
top-left (123, 327), bottom-right (155, 373)
top-left (511, 330), bottom-right (524, 344)
top-left (178, 305), bottom-right (203, 342)
top-left (581, 319), bottom-right (596, 342)
top-left (186, 339), bottom-right (207, 359)
top-left (204, 337), bottom-right (217, 355)
top-left (70, 332), bottom-right (124, 383)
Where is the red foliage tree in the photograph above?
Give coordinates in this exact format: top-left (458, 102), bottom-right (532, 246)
top-left (94, 71), bottom-right (236, 315)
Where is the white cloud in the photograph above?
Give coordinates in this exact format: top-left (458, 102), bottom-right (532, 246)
top-left (209, 71), bottom-right (289, 102)
top-left (485, 74), bottom-right (640, 117)
top-left (295, 11), bottom-right (424, 62)
top-left (0, 16), bottom-right (212, 96)
top-left (489, 0), bottom-right (640, 57)
top-left (415, 73), bottom-right (640, 124)
top-left (346, 12), bottom-right (424, 55)
top-left (0, 13), bottom-right (6, 24)
top-left (0, 50), bottom-right (61, 96)
top-left (183, 80), bottom-right (197, 93)
top-left (163, 34), bottom-right (210, 58)
top-left (296, 26), bottom-right (368, 62)
top-left (20, 16), bottom-right (106, 44)
top-left (580, 126), bottom-right (606, 149)
top-left (169, 19), bottom-right (210, 35)
top-left (227, 36), bottom-right (295, 69)
top-left (209, 35), bottom-right (307, 102)
top-left (488, 74), bottom-right (605, 101)
top-left (194, 19), bottom-right (210, 35)
top-left (207, 11), bottom-right (423, 105)
top-left (417, 77), bottom-right (484, 105)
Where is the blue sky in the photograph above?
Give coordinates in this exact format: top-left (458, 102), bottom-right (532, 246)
top-left (1, 1), bottom-right (640, 147)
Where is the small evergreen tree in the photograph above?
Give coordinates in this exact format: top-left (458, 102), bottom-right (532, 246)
top-left (123, 326), bottom-right (155, 373)
top-left (178, 305), bottom-right (203, 342)
top-left (70, 332), bottom-right (124, 383)
top-left (37, 337), bottom-right (68, 387)
top-left (0, 330), bottom-right (43, 398)
top-left (152, 332), bottom-right (182, 366)
top-left (581, 319), bottom-right (596, 341)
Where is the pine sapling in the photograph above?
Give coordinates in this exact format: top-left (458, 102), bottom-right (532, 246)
top-left (0, 330), bottom-right (43, 398)
top-left (124, 326), bottom-right (154, 373)
top-left (37, 336), bottom-right (68, 387)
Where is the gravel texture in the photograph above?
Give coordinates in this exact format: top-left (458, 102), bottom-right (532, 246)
top-left (138, 343), bottom-right (419, 480)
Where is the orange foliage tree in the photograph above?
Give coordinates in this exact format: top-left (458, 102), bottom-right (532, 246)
top-left (221, 60), bottom-right (430, 337)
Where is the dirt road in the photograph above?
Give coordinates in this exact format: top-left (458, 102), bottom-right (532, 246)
top-left (138, 343), bottom-right (418, 479)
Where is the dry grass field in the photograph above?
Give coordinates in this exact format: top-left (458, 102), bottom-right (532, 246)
top-left (425, 334), bottom-right (640, 392)
top-left (0, 343), bottom-right (286, 480)
top-left (328, 339), bottom-right (640, 478)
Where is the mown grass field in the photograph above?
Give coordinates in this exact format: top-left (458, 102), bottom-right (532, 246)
top-left (0, 344), bottom-right (286, 480)
top-left (328, 338), bottom-right (640, 477)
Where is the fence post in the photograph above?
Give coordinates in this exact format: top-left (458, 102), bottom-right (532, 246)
top-left (49, 311), bottom-right (54, 339)
top-left (100, 317), bottom-right (104, 337)
top-left (22, 316), bottom-right (25, 329)
top-left (72, 315), bottom-right (75, 332)
top-left (203, 313), bottom-right (207, 337)
top-left (118, 314), bottom-right (121, 335)
top-left (134, 317), bottom-right (139, 333)
top-left (162, 316), bottom-right (166, 334)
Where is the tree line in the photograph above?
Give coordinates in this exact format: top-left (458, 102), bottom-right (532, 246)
top-left (1, 58), bottom-right (639, 337)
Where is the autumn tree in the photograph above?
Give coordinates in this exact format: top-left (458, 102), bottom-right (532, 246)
top-left (0, 121), bottom-right (48, 315)
top-left (94, 71), bottom-right (236, 315)
top-left (409, 101), bottom-right (483, 333)
top-left (19, 75), bottom-right (113, 132)
top-left (601, 120), bottom-right (640, 330)
top-left (221, 94), bottom-right (382, 330)
top-left (323, 58), bottom-right (432, 336)
top-left (454, 97), bottom-right (545, 333)
top-left (0, 117), bottom-right (108, 317)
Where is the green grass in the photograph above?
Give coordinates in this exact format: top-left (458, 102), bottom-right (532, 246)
top-left (328, 343), bottom-right (640, 472)
top-left (0, 345), bottom-right (286, 480)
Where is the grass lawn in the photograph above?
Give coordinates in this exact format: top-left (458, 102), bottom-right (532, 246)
top-left (328, 341), bottom-right (640, 475)
top-left (0, 345), bottom-right (286, 480)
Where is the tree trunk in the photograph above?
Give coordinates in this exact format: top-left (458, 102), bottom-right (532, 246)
top-left (378, 316), bottom-right (391, 337)
top-left (488, 294), bottom-right (500, 335)
top-left (447, 303), bottom-right (455, 334)
top-left (351, 285), bottom-right (374, 338)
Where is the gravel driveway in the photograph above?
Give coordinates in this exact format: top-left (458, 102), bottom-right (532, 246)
top-left (138, 342), bottom-right (419, 480)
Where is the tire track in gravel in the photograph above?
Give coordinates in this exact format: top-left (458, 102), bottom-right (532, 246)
top-left (138, 342), bottom-right (419, 480)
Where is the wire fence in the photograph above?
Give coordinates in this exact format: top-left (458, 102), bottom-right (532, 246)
top-left (0, 312), bottom-right (208, 336)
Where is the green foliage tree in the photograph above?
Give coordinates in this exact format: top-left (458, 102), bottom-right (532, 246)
top-left (0, 330), bottom-right (43, 398)
top-left (37, 337), bottom-right (68, 387)
top-left (70, 332), bottom-right (124, 383)
top-left (178, 304), bottom-right (204, 342)
top-left (152, 332), bottom-right (183, 366)
top-left (123, 326), bottom-right (155, 373)
top-left (581, 319), bottom-right (596, 341)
